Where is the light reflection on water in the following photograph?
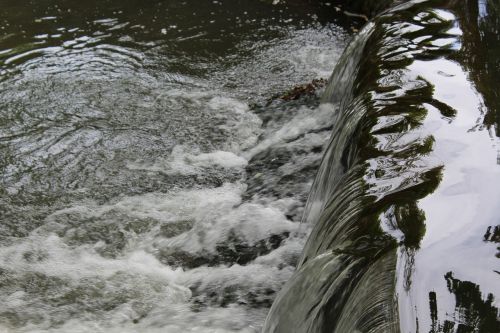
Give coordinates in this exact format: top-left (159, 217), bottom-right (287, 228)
top-left (262, 1), bottom-right (500, 332)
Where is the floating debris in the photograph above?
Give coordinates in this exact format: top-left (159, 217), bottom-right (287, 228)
top-left (278, 78), bottom-right (328, 101)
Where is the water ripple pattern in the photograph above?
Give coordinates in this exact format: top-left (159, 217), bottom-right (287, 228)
top-left (0, 1), bottom-right (349, 332)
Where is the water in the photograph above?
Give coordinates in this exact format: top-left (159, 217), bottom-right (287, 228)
top-left (264, 0), bottom-right (500, 332)
top-left (0, 1), bottom-right (352, 332)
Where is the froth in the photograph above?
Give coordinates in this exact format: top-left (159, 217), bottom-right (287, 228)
top-left (127, 146), bottom-right (248, 176)
top-left (245, 103), bottom-right (335, 159)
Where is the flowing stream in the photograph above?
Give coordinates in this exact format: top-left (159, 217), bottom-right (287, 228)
top-left (264, 0), bottom-right (500, 332)
top-left (0, 1), bottom-right (353, 332)
top-left (2, 0), bottom-right (499, 332)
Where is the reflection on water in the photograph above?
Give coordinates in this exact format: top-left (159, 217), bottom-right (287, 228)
top-left (483, 225), bottom-right (500, 263)
top-left (429, 272), bottom-right (499, 332)
top-left (454, 0), bottom-right (500, 136)
top-left (0, 1), bottom-right (351, 332)
top-left (263, 0), bottom-right (500, 332)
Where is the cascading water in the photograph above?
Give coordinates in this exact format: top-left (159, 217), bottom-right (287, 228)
top-left (0, 1), bottom-right (355, 332)
top-left (1, 0), bottom-right (499, 332)
top-left (264, 0), bottom-right (500, 332)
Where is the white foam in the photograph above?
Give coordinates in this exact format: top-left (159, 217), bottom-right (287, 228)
top-left (244, 103), bottom-right (335, 159)
top-left (46, 182), bottom-right (243, 224)
top-left (0, 180), bottom-right (300, 333)
top-left (0, 11), bottom-right (346, 333)
top-left (127, 146), bottom-right (248, 175)
top-left (147, 92), bottom-right (263, 152)
top-left (29, 306), bottom-right (264, 333)
top-left (45, 182), bottom-right (297, 254)
top-left (0, 230), bottom-right (285, 332)
top-left (163, 200), bottom-right (297, 253)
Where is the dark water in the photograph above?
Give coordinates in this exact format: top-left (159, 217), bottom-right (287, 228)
top-left (264, 0), bottom-right (500, 332)
top-left (0, 1), bottom-right (353, 332)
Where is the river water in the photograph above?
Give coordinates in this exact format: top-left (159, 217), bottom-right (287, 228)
top-left (0, 1), bottom-right (352, 332)
top-left (263, 1), bottom-right (500, 332)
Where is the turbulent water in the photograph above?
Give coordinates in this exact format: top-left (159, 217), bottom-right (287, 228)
top-left (264, 0), bottom-right (500, 332)
top-left (3, 0), bottom-right (499, 332)
top-left (0, 1), bottom-right (355, 332)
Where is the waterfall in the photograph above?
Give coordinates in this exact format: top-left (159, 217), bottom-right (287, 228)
top-left (263, 0), bottom-right (500, 332)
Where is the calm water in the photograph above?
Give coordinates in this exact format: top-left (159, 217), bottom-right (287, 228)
top-left (0, 1), bottom-right (351, 332)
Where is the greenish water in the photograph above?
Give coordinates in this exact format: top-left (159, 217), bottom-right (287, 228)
top-left (0, 1), bottom-right (351, 332)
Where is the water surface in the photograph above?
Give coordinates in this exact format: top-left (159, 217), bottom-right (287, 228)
top-left (0, 1), bottom-right (350, 332)
top-left (263, 0), bottom-right (500, 332)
